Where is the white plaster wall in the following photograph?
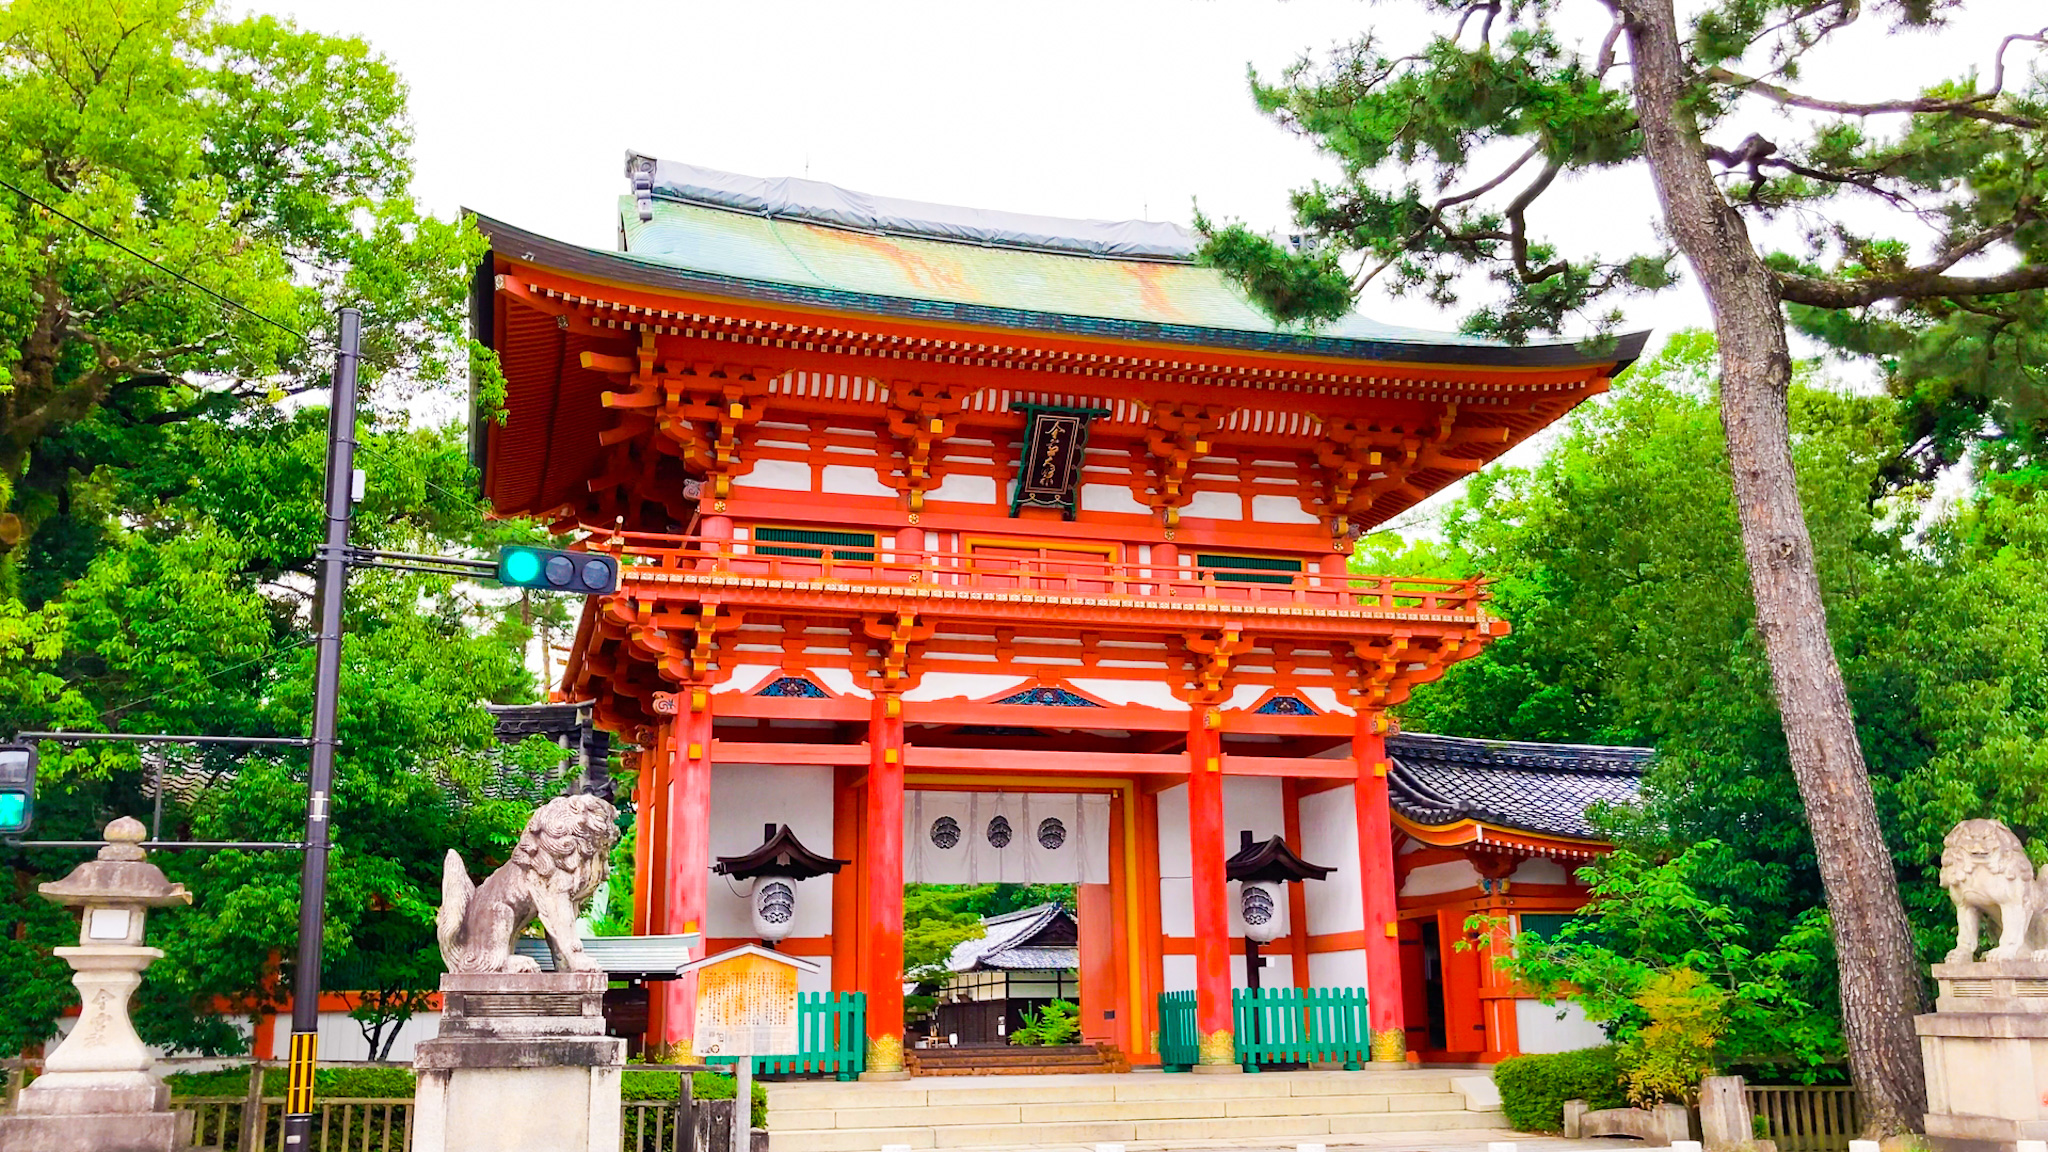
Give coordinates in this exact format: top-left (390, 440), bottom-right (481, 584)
top-left (820, 463), bottom-right (896, 498)
top-left (1300, 785), bottom-right (1364, 936)
top-left (1512, 857), bottom-right (1573, 885)
top-left (1222, 777), bottom-right (1285, 844)
top-left (799, 958), bottom-right (832, 998)
top-left (1156, 783), bottom-right (1193, 938)
top-left (1251, 493), bottom-right (1319, 524)
top-left (1309, 949), bottom-right (1369, 989)
top-left (1162, 954), bottom-right (1196, 993)
top-left (316, 1009), bottom-right (442, 1062)
top-left (1515, 999), bottom-right (1609, 1054)
top-left (732, 458), bottom-right (812, 492)
top-left (706, 763), bottom-right (836, 940)
top-left (809, 667), bottom-right (871, 699)
top-left (1232, 951), bottom-right (1295, 989)
top-left (1182, 490), bottom-right (1243, 521)
top-left (1156, 783), bottom-right (1190, 879)
top-left (1402, 859), bottom-right (1483, 897)
top-left (1081, 483), bottom-right (1151, 516)
top-left (926, 472), bottom-right (997, 505)
top-left (1067, 679), bottom-right (1188, 711)
top-left (1300, 687), bottom-right (1356, 715)
top-left (901, 672), bottom-right (1029, 702)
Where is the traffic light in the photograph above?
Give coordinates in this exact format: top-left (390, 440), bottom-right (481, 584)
top-left (0, 745), bottom-right (36, 836)
top-left (496, 546), bottom-right (620, 595)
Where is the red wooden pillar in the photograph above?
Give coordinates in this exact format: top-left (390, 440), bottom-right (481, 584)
top-left (657, 689), bottom-right (713, 1055)
top-left (863, 692), bottom-right (908, 1077)
top-left (1186, 706), bottom-right (1236, 1068)
top-left (1353, 709), bottom-right (1407, 1062)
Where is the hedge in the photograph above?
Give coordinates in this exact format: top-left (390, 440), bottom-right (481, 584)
top-left (1493, 1045), bottom-right (1629, 1133)
top-left (166, 1065), bottom-right (767, 1128)
top-left (165, 1066), bottom-right (414, 1099)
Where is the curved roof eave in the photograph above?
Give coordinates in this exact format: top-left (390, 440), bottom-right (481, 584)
top-left (470, 212), bottom-right (1652, 374)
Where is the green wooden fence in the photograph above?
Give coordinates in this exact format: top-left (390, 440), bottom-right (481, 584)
top-left (1156, 987), bottom-right (1369, 1071)
top-left (703, 991), bottom-right (866, 1080)
top-left (1234, 987), bottom-right (1369, 1071)
top-left (1157, 990), bottom-right (1201, 1071)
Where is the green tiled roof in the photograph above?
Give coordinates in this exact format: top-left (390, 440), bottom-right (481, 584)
top-left (619, 196), bottom-right (1500, 350)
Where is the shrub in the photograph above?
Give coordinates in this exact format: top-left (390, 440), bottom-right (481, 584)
top-left (1494, 1046), bottom-right (1628, 1133)
top-left (1009, 1000), bottom-right (1081, 1046)
top-left (166, 1065), bottom-right (416, 1099)
top-left (622, 1069), bottom-right (768, 1128)
top-left (1620, 969), bottom-right (1725, 1106)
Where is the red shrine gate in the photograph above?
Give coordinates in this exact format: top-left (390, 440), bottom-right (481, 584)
top-left (471, 156), bottom-right (1648, 1072)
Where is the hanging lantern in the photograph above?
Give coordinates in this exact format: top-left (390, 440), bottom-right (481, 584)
top-left (753, 880), bottom-right (798, 942)
top-left (714, 823), bottom-right (849, 947)
top-left (1239, 880), bottom-right (1287, 943)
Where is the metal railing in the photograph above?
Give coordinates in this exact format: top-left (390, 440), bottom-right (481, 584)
top-left (593, 531), bottom-right (1490, 617)
top-left (1745, 1085), bottom-right (1861, 1152)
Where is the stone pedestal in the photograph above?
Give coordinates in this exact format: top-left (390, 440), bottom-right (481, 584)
top-left (1917, 961), bottom-right (2048, 1151)
top-left (411, 970), bottom-right (624, 1152)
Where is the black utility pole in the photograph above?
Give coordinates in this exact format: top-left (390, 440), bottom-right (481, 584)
top-left (283, 308), bottom-right (360, 1147)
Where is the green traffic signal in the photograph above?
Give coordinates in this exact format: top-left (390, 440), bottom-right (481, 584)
top-left (496, 545), bottom-right (618, 595)
top-left (502, 548), bottom-right (543, 584)
top-left (0, 745), bottom-right (35, 835)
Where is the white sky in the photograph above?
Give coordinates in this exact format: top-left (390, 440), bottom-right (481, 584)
top-left (265, 0), bottom-right (2030, 524)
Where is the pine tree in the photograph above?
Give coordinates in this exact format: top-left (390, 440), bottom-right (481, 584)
top-left (1201, 2), bottom-right (2046, 1131)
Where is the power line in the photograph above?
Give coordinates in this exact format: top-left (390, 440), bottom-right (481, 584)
top-left (0, 176), bottom-right (317, 347)
top-left (4, 175), bottom-right (486, 511)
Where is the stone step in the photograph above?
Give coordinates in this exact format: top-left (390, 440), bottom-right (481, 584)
top-left (764, 1070), bottom-right (1458, 1112)
top-left (765, 1109), bottom-right (1509, 1152)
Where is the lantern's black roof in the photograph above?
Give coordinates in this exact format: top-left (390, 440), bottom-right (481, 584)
top-left (1387, 732), bottom-right (1651, 840)
top-left (1226, 832), bottom-right (1336, 883)
top-left (713, 824), bottom-right (848, 880)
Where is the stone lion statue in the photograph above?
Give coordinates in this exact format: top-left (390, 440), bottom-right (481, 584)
top-left (438, 794), bottom-right (618, 974)
top-left (1941, 818), bottom-right (2048, 963)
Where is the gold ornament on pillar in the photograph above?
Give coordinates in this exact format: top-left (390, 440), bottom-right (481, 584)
top-left (1197, 1028), bottom-right (1237, 1066)
top-left (1370, 1028), bottom-right (1407, 1064)
top-left (867, 1032), bottom-right (905, 1074)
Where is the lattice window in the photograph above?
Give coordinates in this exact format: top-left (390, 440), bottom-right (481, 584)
top-left (1255, 695), bottom-right (1316, 715)
top-left (753, 525), bottom-right (877, 561)
top-left (992, 686), bottom-right (1102, 707)
top-left (1197, 552), bottom-right (1306, 586)
top-left (757, 676), bottom-right (828, 698)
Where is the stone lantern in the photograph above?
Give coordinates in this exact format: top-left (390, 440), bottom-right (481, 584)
top-left (0, 816), bottom-right (194, 1152)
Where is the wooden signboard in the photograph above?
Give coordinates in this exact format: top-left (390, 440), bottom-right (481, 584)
top-left (691, 947), bottom-right (803, 1058)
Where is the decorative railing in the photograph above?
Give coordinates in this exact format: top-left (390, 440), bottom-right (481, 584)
top-left (701, 990), bottom-right (866, 1080)
top-left (592, 532), bottom-right (1490, 618)
top-left (1745, 1085), bottom-right (1861, 1152)
top-left (1158, 987), bottom-right (1372, 1071)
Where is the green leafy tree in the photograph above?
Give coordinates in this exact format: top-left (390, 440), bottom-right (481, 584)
top-left (1496, 843), bottom-right (1842, 1089)
top-left (0, 0), bottom-right (482, 602)
top-left (0, 413), bottom-right (548, 1057)
top-left (1205, 8), bottom-right (2048, 1122)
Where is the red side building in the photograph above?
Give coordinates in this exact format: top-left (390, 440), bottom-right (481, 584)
top-left (470, 156), bottom-right (1650, 1072)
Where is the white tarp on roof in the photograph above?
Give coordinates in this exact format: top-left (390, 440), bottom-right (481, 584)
top-left (628, 153), bottom-right (1198, 262)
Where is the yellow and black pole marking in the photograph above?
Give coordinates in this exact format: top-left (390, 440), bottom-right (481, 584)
top-left (285, 1030), bottom-right (318, 1118)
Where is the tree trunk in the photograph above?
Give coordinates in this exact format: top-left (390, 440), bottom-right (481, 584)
top-left (1615, 0), bottom-right (1928, 1133)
